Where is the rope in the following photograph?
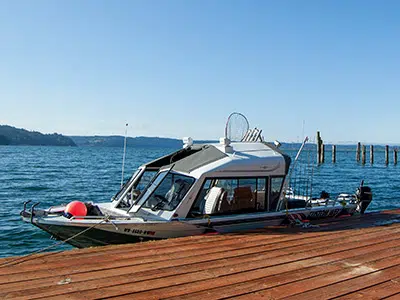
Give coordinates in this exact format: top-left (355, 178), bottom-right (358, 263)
top-left (0, 219), bottom-right (107, 268)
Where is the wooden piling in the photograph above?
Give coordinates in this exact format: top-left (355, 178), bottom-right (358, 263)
top-left (356, 142), bottom-right (361, 162)
top-left (370, 145), bottom-right (374, 164)
top-left (317, 131), bottom-right (323, 164)
top-left (394, 148), bottom-right (398, 165)
top-left (332, 145), bottom-right (336, 163)
top-left (361, 144), bottom-right (366, 165)
top-left (321, 143), bottom-right (325, 163)
top-left (385, 145), bottom-right (389, 165)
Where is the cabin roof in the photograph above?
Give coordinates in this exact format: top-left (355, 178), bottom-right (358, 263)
top-left (161, 142), bottom-right (291, 176)
top-left (167, 145), bottom-right (228, 173)
top-left (142, 145), bottom-right (205, 170)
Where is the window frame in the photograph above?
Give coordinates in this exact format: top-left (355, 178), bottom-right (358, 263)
top-left (188, 175), bottom-right (274, 217)
top-left (130, 169), bottom-right (196, 213)
top-left (268, 176), bottom-right (285, 211)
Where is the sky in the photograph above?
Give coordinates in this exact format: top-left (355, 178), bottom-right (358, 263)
top-left (1, 0), bottom-right (400, 144)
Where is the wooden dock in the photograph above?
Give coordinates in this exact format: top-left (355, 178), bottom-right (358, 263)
top-left (1, 209), bottom-right (400, 299)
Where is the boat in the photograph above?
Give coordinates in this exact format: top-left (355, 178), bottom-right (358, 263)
top-left (21, 113), bottom-right (373, 248)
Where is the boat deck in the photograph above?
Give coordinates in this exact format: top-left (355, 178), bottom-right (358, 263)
top-left (1, 209), bottom-right (400, 299)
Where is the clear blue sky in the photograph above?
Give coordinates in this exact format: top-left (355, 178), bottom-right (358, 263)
top-left (1, 0), bottom-right (399, 143)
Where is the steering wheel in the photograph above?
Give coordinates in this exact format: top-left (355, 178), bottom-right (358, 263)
top-left (151, 194), bottom-right (169, 211)
top-left (154, 194), bottom-right (168, 203)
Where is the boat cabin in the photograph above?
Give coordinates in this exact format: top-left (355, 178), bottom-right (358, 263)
top-left (112, 138), bottom-right (292, 220)
top-left (112, 145), bottom-right (206, 209)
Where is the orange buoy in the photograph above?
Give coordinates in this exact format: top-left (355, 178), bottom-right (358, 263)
top-left (64, 201), bottom-right (87, 218)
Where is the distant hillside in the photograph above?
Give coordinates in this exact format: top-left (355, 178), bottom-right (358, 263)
top-left (0, 125), bottom-right (76, 146)
top-left (70, 136), bottom-right (221, 148)
top-left (70, 136), bottom-right (183, 148)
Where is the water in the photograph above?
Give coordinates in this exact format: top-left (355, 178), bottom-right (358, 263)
top-left (0, 146), bottom-right (173, 258)
top-left (0, 145), bottom-right (399, 258)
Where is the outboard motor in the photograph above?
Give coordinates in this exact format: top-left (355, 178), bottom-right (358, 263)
top-left (320, 190), bottom-right (330, 199)
top-left (356, 181), bottom-right (372, 214)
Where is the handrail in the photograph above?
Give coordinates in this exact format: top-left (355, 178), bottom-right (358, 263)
top-left (241, 128), bottom-right (264, 142)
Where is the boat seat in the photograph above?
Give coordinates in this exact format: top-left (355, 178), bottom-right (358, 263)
top-left (217, 191), bottom-right (231, 213)
top-left (193, 189), bottom-right (208, 213)
top-left (254, 191), bottom-right (265, 210)
top-left (204, 187), bottom-right (225, 214)
top-left (233, 186), bottom-right (254, 211)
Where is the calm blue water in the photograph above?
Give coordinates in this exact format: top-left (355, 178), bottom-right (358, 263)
top-left (0, 145), bottom-right (399, 258)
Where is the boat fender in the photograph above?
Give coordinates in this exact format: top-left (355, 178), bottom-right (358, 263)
top-left (63, 201), bottom-right (87, 219)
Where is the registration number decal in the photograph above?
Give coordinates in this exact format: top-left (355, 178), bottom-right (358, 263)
top-left (308, 209), bottom-right (341, 218)
top-left (123, 228), bottom-right (156, 235)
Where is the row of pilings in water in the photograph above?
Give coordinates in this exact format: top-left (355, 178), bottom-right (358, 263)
top-left (316, 131), bottom-right (398, 165)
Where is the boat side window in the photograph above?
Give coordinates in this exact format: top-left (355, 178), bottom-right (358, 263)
top-left (142, 173), bottom-right (195, 211)
top-left (188, 177), bottom-right (268, 217)
top-left (191, 179), bottom-right (212, 214)
top-left (252, 178), bottom-right (267, 210)
top-left (269, 177), bottom-right (284, 211)
top-left (215, 179), bottom-right (236, 200)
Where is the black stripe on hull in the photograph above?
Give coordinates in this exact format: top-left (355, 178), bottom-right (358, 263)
top-left (192, 214), bottom-right (288, 228)
top-left (35, 223), bottom-right (161, 248)
top-left (191, 208), bottom-right (352, 228)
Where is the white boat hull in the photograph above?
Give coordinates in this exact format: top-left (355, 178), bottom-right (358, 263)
top-left (22, 204), bottom-right (357, 248)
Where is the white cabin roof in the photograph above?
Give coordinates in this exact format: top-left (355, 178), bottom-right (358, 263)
top-left (169, 142), bottom-right (290, 179)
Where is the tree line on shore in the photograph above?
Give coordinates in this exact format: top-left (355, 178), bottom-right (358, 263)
top-left (0, 125), bottom-right (76, 146)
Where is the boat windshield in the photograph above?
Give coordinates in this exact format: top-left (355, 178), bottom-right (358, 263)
top-left (115, 169), bottom-right (158, 209)
top-left (113, 169), bottom-right (141, 200)
top-left (133, 170), bottom-right (158, 192)
top-left (134, 171), bottom-right (195, 212)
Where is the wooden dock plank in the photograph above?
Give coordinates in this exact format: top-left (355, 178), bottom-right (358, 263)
top-left (3, 226), bottom-right (399, 297)
top-left (25, 231), bottom-right (400, 299)
top-left (98, 245), bottom-right (400, 300)
top-left (0, 233), bottom-right (278, 275)
top-left (0, 228), bottom-right (385, 289)
top-left (166, 246), bottom-right (400, 300)
top-left (0, 209), bottom-right (399, 300)
top-left (335, 276), bottom-right (400, 300)
top-left (281, 264), bottom-right (400, 300)
top-left (230, 263), bottom-right (400, 300)
top-left (4, 224), bottom-right (398, 286)
top-left (385, 293), bottom-right (400, 299)
top-left (8, 241), bottom-right (400, 300)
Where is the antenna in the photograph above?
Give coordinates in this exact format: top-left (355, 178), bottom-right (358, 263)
top-left (121, 123), bottom-right (128, 188)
